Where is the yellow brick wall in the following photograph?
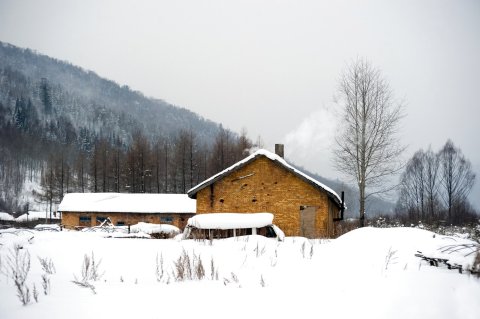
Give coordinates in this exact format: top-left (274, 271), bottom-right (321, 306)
top-left (61, 212), bottom-right (194, 230)
top-left (195, 156), bottom-right (339, 237)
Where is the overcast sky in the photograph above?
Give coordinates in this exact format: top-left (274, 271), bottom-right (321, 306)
top-left (1, 0), bottom-right (479, 207)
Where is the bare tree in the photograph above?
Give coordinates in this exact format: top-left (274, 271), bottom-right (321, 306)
top-left (211, 125), bottom-right (227, 173)
top-left (397, 148), bottom-right (440, 222)
top-left (35, 156), bottom-right (57, 222)
top-left (423, 148), bottom-right (440, 219)
top-left (334, 58), bottom-right (404, 227)
top-left (234, 127), bottom-right (253, 162)
top-left (438, 140), bottom-right (475, 223)
top-left (74, 151), bottom-right (88, 193)
top-left (152, 138), bottom-right (164, 193)
top-left (126, 132), bottom-right (150, 193)
top-left (90, 142), bottom-right (100, 192)
top-left (110, 138), bottom-right (123, 193)
top-left (398, 150), bottom-right (425, 221)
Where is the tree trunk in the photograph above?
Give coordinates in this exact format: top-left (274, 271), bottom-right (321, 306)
top-left (359, 182), bottom-right (365, 227)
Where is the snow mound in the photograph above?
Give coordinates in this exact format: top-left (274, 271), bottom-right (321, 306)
top-left (130, 222), bottom-right (180, 235)
top-left (334, 227), bottom-right (478, 270)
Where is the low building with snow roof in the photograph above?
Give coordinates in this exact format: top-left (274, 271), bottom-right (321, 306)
top-left (58, 193), bottom-right (196, 230)
top-left (187, 144), bottom-right (345, 238)
top-left (15, 211), bottom-right (61, 223)
top-left (0, 212), bottom-right (15, 223)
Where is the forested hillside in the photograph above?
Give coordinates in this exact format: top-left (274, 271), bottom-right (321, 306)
top-left (0, 41), bottom-right (252, 213)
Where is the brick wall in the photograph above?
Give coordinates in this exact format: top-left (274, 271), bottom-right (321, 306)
top-left (195, 156), bottom-right (338, 237)
top-left (62, 212), bottom-right (194, 230)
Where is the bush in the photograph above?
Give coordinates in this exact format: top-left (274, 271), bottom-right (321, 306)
top-left (1, 245), bottom-right (31, 305)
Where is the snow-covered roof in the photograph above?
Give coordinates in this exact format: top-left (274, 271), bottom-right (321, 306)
top-left (187, 213), bottom-right (274, 229)
top-left (187, 149), bottom-right (342, 206)
top-left (58, 193), bottom-right (196, 214)
top-left (16, 211), bottom-right (60, 222)
top-left (0, 212), bottom-right (15, 221)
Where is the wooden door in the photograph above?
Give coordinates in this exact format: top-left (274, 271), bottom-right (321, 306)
top-left (300, 206), bottom-right (317, 238)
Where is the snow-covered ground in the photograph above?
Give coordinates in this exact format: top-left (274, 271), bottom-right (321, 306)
top-left (0, 227), bottom-right (479, 319)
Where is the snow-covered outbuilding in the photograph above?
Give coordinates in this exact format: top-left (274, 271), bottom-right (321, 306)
top-left (58, 193), bottom-right (196, 230)
top-left (0, 212), bottom-right (15, 222)
top-left (182, 212), bottom-right (285, 241)
top-left (15, 211), bottom-right (61, 223)
top-left (187, 145), bottom-right (345, 238)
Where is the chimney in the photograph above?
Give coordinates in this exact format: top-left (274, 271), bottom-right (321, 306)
top-left (275, 144), bottom-right (284, 158)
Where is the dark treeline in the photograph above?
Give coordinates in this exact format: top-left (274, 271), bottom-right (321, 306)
top-left (33, 126), bottom-right (253, 216)
top-left (395, 140), bottom-right (477, 225)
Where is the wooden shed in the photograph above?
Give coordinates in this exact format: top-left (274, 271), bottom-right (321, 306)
top-left (58, 193), bottom-right (196, 230)
top-left (187, 147), bottom-right (344, 238)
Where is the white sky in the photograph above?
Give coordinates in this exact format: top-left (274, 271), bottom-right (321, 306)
top-left (1, 0), bottom-right (479, 207)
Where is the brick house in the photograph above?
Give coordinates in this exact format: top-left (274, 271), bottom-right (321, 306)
top-left (58, 193), bottom-right (195, 230)
top-left (187, 146), bottom-right (344, 238)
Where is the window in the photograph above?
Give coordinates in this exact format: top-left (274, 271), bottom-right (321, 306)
top-left (160, 216), bottom-right (173, 223)
top-left (79, 216), bottom-right (91, 226)
top-left (117, 221), bottom-right (125, 226)
top-left (96, 216), bottom-right (107, 223)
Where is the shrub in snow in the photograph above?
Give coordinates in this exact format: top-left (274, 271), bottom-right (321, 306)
top-left (33, 284), bottom-right (39, 303)
top-left (41, 274), bottom-right (50, 295)
top-left (72, 252), bottom-right (104, 294)
top-left (384, 247), bottom-right (398, 270)
top-left (38, 256), bottom-right (55, 295)
top-left (172, 249), bottom-right (209, 282)
top-left (260, 275), bottom-right (265, 287)
top-left (155, 253), bottom-right (165, 282)
top-left (210, 257), bottom-right (218, 281)
top-left (38, 256), bottom-right (56, 275)
top-left (0, 245), bottom-right (31, 305)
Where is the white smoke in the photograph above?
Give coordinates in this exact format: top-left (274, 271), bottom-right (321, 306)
top-left (283, 105), bottom-right (340, 179)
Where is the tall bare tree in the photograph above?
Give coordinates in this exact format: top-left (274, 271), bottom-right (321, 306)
top-left (423, 148), bottom-right (440, 219)
top-left (438, 140), bottom-right (475, 223)
top-left (397, 148), bottom-right (440, 222)
top-left (334, 58), bottom-right (404, 227)
top-left (398, 150), bottom-right (425, 221)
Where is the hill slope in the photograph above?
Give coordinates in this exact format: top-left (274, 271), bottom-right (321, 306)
top-left (0, 41), bottom-right (220, 146)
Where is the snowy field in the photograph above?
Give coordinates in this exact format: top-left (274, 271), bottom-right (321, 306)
top-left (0, 227), bottom-right (479, 319)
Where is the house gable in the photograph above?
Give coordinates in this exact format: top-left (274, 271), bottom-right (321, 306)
top-left (194, 154), bottom-right (340, 237)
top-left (188, 149), bottom-right (342, 208)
